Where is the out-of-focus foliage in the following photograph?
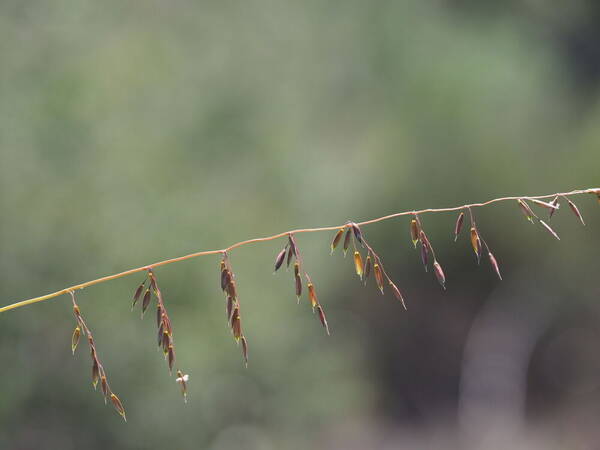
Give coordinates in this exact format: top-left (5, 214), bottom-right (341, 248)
top-left (0, 1), bottom-right (599, 448)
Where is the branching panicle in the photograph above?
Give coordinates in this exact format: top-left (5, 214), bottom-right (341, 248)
top-left (0, 187), bottom-right (597, 420)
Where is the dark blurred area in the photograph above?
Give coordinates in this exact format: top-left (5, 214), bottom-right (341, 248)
top-left (0, 1), bottom-right (599, 449)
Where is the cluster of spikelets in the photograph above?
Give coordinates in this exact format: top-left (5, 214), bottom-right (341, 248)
top-left (273, 234), bottom-right (330, 333)
top-left (70, 291), bottom-right (127, 421)
top-left (63, 190), bottom-right (597, 421)
top-left (219, 252), bottom-right (249, 365)
top-left (330, 222), bottom-right (406, 307)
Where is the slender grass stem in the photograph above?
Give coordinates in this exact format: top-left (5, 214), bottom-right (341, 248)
top-left (1, 187), bottom-right (596, 314)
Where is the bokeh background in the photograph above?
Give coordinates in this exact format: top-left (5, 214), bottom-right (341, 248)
top-left (1, 1), bottom-right (599, 449)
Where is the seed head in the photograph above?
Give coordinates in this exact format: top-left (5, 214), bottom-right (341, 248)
top-left (226, 279), bottom-right (237, 300)
top-left (231, 308), bottom-right (242, 341)
top-left (132, 282), bottom-right (145, 309)
top-left (539, 220), bottom-right (560, 240)
top-left (566, 199), bottom-right (585, 226)
top-left (168, 345), bottom-right (175, 373)
top-left (241, 336), bottom-right (249, 366)
top-left (410, 219), bottom-right (419, 248)
top-left (161, 330), bottom-right (170, 354)
top-left (487, 251), bottom-right (502, 280)
top-left (295, 273), bottom-right (302, 299)
top-left (342, 228), bottom-right (352, 257)
top-left (315, 305), bottom-right (330, 335)
top-left (101, 375), bottom-right (109, 403)
top-left (71, 326), bottom-right (81, 355)
top-left (221, 267), bottom-right (231, 292)
top-left (91, 358), bottom-right (100, 390)
top-left (351, 223), bottom-right (364, 246)
top-left (141, 288), bottom-right (152, 317)
top-left (274, 247), bottom-right (287, 272)
top-left (286, 246), bottom-right (294, 268)
top-left (470, 227), bottom-right (482, 264)
top-left (454, 212), bottom-right (465, 242)
top-left (353, 251), bottom-right (364, 279)
top-left (110, 393), bottom-right (127, 422)
top-left (226, 295), bottom-right (234, 320)
top-left (433, 261), bottom-right (446, 290)
top-left (307, 282), bottom-right (318, 309)
top-left (363, 254), bottom-right (372, 283)
top-left (374, 263), bottom-right (384, 294)
top-left (518, 199), bottom-right (536, 223)
top-left (330, 228), bottom-right (344, 254)
top-left (419, 239), bottom-right (429, 272)
top-left (389, 281), bottom-right (407, 310)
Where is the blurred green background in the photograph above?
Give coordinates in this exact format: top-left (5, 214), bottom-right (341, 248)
top-left (1, 1), bottom-right (599, 449)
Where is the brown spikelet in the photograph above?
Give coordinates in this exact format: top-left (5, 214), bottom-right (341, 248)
top-left (363, 254), bottom-right (372, 282)
top-left (141, 289), bottom-right (151, 317)
top-left (470, 227), bottom-right (482, 264)
top-left (110, 393), bottom-right (127, 422)
top-left (231, 308), bottom-right (242, 341)
top-left (531, 199), bottom-right (560, 211)
top-left (433, 261), bottom-right (446, 290)
top-left (410, 219), bottom-right (419, 248)
top-left (162, 314), bottom-right (172, 336)
top-left (241, 336), bottom-right (249, 366)
top-left (374, 263), bottom-right (384, 294)
top-left (487, 251), bottom-right (502, 280)
top-left (288, 235), bottom-right (298, 257)
top-left (295, 273), bottom-right (302, 299)
top-left (226, 279), bottom-right (237, 299)
top-left (454, 212), bottom-right (465, 242)
top-left (420, 241), bottom-right (429, 272)
top-left (342, 228), bottom-right (352, 256)
top-left (389, 281), bottom-right (407, 310)
top-left (307, 282), bottom-right (318, 309)
top-left (167, 345), bottom-right (175, 373)
top-left (353, 251), bottom-right (364, 279)
top-left (229, 306), bottom-right (239, 331)
top-left (518, 199), bottom-right (535, 223)
top-left (156, 305), bottom-right (162, 328)
top-left (274, 247), bottom-right (287, 272)
top-left (132, 282), bottom-right (145, 309)
top-left (148, 276), bottom-right (157, 298)
top-left (351, 223), bottom-right (364, 246)
top-left (330, 228), bottom-right (344, 254)
top-left (539, 219), bottom-right (560, 240)
top-left (566, 199), bottom-right (585, 225)
top-left (419, 230), bottom-right (431, 250)
top-left (286, 245), bottom-right (294, 268)
top-left (91, 358), bottom-right (100, 390)
top-left (226, 295), bottom-right (234, 320)
top-left (315, 305), bottom-right (330, 335)
top-left (161, 331), bottom-right (170, 355)
top-left (157, 322), bottom-right (164, 347)
top-left (100, 375), bottom-right (109, 403)
top-left (71, 326), bottom-right (81, 355)
top-left (221, 268), bottom-right (230, 292)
